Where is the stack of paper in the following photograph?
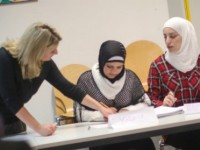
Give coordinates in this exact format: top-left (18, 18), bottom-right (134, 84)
top-left (155, 106), bottom-right (184, 118)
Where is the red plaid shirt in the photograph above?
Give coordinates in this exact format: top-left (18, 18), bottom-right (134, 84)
top-left (147, 54), bottom-right (200, 107)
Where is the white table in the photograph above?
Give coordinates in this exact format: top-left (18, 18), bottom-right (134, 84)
top-left (4, 113), bottom-right (200, 150)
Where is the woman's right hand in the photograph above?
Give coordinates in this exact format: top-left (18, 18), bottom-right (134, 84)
top-left (101, 107), bottom-right (117, 122)
top-left (99, 106), bottom-right (117, 119)
top-left (16, 107), bottom-right (57, 136)
top-left (163, 91), bottom-right (177, 107)
top-left (36, 123), bottom-right (57, 136)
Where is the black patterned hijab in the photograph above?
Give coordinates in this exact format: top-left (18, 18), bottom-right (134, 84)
top-left (98, 40), bottom-right (126, 83)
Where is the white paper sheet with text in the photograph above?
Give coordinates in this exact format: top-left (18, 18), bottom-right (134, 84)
top-left (184, 103), bottom-right (200, 114)
top-left (108, 107), bottom-right (158, 129)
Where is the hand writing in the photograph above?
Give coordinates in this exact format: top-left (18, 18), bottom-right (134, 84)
top-left (163, 91), bottom-right (177, 107)
top-left (99, 102), bottom-right (117, 121)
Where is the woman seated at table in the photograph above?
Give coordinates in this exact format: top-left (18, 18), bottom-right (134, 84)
top-left (74, 40), bottom-right (155, 150)
top-left (147, 17), bottom-right (200, 150)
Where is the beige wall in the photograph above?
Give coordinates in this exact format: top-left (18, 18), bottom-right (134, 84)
top-left (167, 0), bottom-right (200, 47)
top-left (190, 0), bottom-right (200, 45)
top-left (0, 0), bottom-right (169, 124)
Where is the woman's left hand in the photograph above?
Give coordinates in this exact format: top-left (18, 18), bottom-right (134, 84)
top-left (118, 108), bottom-right (128, 113)
top-left (163, 91), bottom-right (177, 107)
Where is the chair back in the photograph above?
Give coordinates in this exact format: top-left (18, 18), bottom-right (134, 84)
top-left (125, 40), bottom-right (163, 91)
top-left (53, 64), bottom-right (90, 124)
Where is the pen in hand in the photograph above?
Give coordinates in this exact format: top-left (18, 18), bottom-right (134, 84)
top-left (163, 91), bottom-right (177, 107)
top-left (100, 102), bottom-right (117, 112)
top-left (99, 102), bottom-right (110, 122)
top-left (100, 102), bottom-right (109, 108)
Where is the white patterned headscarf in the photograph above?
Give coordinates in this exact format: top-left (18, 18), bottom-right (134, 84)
top-left (164, 17), bottom-right (200, 73)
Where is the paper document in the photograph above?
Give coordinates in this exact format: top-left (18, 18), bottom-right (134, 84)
top-left (88, 123), bottom-right (109, 129)
top-left (155, 106), bottom-right (184, 118)
top-left (184, 103), bottom-right (200, 114)
top-left (108, 107), bottom-right (158, 129)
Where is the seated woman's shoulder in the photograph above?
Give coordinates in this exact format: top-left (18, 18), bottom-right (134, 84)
top-left (80, 70), bottom-right (92, 76)
top-left (154, 54), bottom-right (165, 63)
top-left (125, 69), bottom-right (137, 76)
top-left (79, 70), bottom-right (92, 80)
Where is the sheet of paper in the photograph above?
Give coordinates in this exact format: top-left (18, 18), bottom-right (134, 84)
top-left (184, 103), bottom-right (200, 114)
top-left (155, 106), bottom-right (184, 118)
top-left (108, 107), bottom-right (158, 129)
top-left (88, 123), bottom-right (109, 129)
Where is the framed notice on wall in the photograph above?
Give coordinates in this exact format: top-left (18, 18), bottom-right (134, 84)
top-left (0, 0), bottom-right (37, 5)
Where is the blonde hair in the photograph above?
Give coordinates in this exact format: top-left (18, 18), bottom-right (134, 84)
top-left (2, 22), bottom-right (62, 79)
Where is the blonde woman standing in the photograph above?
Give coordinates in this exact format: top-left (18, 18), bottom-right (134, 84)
top-left (0, 22), bottom-right (115, 136)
